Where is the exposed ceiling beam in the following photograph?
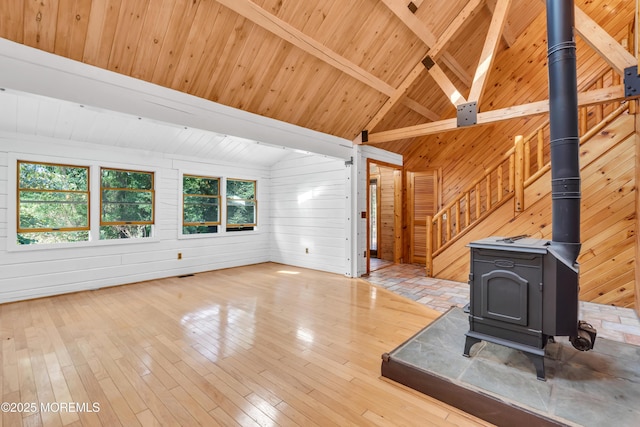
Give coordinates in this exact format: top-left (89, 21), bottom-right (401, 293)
top-left (365, 0), bottom-right (482, 131)
top-left (402, 89), bottom-right (441, 121)
top-left (574, 5), bottom-right (636, 76)
top-left (486, 0), bottom-right (517, 47)
top-left (403, 0), bottom-right (475, 86)
top-left (429, 0), bottom-right (484, 57)
top-left (213, 0), bottom-right (436, 121)
top-left (361, 61), bottom-right (439, 132)
top-left (468, 0), bottom-right (513, 105)
top-left (439, 54), bottom-right (473, 87)
top-left (429, 63), bottom-right (467, 105)
top-left (426, 0), bottom-right (483, 91)
top-left (215, 0), bottom-right (393, 94)
top-left (380, 0), bottom-right (437, 46)
top-left (364, 84), bottom-right (625, 144)
top-left (380, 0), bottom-right (478, 99)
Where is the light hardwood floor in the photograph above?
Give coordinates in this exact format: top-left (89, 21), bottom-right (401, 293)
top-left (0, 262), bottom-right (493, 426)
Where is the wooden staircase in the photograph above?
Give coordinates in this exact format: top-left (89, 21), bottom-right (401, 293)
top-left (424, 68), bottom-right (637, 308)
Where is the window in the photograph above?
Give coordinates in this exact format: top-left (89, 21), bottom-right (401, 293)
top-left (17, 161), bottom-right (90, 245)
top-left (100, 168), bottom-right (154, 239)
top-left (226, 179), bottom-right (256, 231)
top-left (182, 175), bottom-right (220, 235)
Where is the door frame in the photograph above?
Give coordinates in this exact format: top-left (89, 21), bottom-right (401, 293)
top-left (366, 159), bottom-right (403, 274)
top-left (369, 175), bottom-right (381, 258)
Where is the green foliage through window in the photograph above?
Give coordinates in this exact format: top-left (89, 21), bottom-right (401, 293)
top-left (183, 175), bottom-right (220, 235)
top-left (100, 168), bottom-right (154, 240)
top-left (17, 161), bottom-right (89, 245)
top-left (16, 162), bottom-right (259, 244)
top-left (226, 179), bottom-right (256, 230)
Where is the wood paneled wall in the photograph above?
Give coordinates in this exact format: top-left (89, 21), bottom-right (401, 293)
top-left (389, 1), bottom-right (637, 308)
top-left (431, 112), bottom-right (637, 308)
top-left (391, 0), bottom-right (633, 193)
top-left (636, 111), bottom-right (640, 312)
top-left (402, 33), bottom-right (622, 210)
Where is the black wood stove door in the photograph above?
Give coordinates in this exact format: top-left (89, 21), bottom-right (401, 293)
top-left (470, 247), bottom-right (545, 339)
top-left (480, 268), bottom-right (529, 326)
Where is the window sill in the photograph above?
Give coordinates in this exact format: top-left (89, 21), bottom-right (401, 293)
top-left (6, 235), bottom-right (161, 252)
top-left (178, 229), bottom-right (261, 240)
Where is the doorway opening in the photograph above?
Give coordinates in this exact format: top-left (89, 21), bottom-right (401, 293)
top-left (367, 160), bottom-right (402, 274)
top-left (369, 177), bottom-right (379, 258)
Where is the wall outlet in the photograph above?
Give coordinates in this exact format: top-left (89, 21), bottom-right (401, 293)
top-left (305, 248), bottom-right (309, 254)
top-left (177, 252), bottom-right (182, 260)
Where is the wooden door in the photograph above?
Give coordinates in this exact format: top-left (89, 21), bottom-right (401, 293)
top-left (379, 167), bottom-right (396, 262)
top-left (408, 171), bottom-right (439, 264)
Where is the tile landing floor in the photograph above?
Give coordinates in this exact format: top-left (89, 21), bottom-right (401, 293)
top-left (365, 260), bottom-right (640, 346)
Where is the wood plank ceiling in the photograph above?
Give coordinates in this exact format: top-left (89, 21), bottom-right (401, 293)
top-left (0, 0), bottom-right (634, 158)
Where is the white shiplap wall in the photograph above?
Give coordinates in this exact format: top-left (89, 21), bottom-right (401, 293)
top-left (270, 153), bottom-right (349, 275)
top-left (0, 151), bottom-right (6, 243)
top-left (0, 132), bottom-right (272, 303)
top-left (0, 41), bottom-right (395, 302)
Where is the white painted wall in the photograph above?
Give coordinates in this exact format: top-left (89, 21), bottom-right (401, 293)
top-left (0, 40), bottom-right (405, 300)
top-left (0, 131), bottom-right (362, 303)
top-left (0, 132), bottom-right (272, 303)
top-left (269, 153), bottom-right (350, 275)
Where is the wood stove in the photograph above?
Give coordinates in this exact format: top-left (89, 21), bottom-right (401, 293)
top-left (463, 0), bottom-right (597, 380)
top-left (463, 235), bottom-right (595, 380)
top-left (465, 237), bottom-right (548, 353)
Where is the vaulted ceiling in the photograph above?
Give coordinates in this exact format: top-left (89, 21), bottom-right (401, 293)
top-left (0, 0), bottom-right (636, 161)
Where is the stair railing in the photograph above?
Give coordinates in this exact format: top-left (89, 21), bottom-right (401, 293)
top-left (425, 70), bottom-right (631, 277)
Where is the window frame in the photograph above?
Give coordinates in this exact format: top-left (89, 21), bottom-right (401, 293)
top-left (9, 153), bottom-right (266, 250)
top-left (99, 167), bottom-right (155, 240)
top-left (16, 160), bottom-right (91, 236)
top-left (226, 178), bottom-right (257, 230)
top-left (7, 154), bottom-right (160, 252)
top-left (182, 174), bottom-right (221, 234)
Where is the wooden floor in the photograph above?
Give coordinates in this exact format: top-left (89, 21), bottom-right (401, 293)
top-left (0, 262), bottom-right (493, 427)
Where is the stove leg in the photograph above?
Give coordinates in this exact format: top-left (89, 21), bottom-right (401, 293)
top-left (463, 335), bottom-right (481, 357)
top-left (525, 352), bottom-right (546, 381)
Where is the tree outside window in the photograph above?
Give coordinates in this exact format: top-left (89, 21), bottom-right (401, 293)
top-left (226, 179), bottom-right (256, 231)
top-left (183, 175), bottom-right (220, 235)
top-left (100, 168), bottom-right (154, 239)
top-left (17, 161), bottom-right (89, 245)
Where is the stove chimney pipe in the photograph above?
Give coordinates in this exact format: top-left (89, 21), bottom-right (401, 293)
top-left (460, 3), bottom-right (596, 376)
top-left (546, 0), bottom-right (581, 265)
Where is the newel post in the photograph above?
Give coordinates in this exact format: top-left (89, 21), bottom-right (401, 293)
top-left (514, 135), bottom-right (525, 212)
top-left (426, 215), bottom-right (433, 277)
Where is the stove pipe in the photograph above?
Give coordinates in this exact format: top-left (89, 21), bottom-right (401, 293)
top-left (546, 0), bottom-right (581, 265)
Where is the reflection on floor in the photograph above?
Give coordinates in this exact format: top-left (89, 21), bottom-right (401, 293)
top-left (365, 262), bottom-right (640, 346)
